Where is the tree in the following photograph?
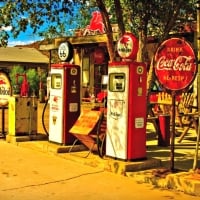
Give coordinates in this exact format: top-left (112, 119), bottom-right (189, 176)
top-left (0, 0), bottom-right (196, 87)
top-left (98, 0), bottom-right (196, 99)
top-left (93, 0), bottom-right (196, 65)
top-left (126, 0), bottom-right (196, 94)
top-left (0, 0), bottom-right (84, 46)
top-left (0, 1), bottom-right (195, 49)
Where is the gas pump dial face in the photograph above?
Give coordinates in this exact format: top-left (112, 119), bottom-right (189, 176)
top-left (137, 66), bottom-right (144, 74)
top-left (58, 42), bottom-right (74, 62)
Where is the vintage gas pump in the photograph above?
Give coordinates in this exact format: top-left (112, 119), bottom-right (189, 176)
top-left (49, 42), bottom-right (80, 145)
top-left (106, 33), bottom-right (147, 160)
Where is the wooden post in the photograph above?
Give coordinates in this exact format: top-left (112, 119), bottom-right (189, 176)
top-left (193, 1), bottom-right (200, 170)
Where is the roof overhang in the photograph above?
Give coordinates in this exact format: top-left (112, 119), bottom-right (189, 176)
top-left (0, 47), bottom-right (49, 64)
top-left (40, 33), bottom-right (119, 51)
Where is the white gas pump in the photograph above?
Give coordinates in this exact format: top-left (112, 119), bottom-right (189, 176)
top-left (48, 42), bottom-right (80, 145)
top-left (106, 33), bottom-right (147, 160)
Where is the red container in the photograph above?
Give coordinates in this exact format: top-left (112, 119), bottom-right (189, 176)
top-left (158, 114), bottom-right (170, 146)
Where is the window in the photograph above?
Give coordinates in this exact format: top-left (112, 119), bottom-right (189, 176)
top-left (82, 57), bottom-right (90, 86)
top-left (109, 73), bottom-right (125, 92)
top-left (51, 74), bottom-right (62, 89)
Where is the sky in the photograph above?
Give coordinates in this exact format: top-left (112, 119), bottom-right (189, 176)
top-left (0, 2), bottom-right (40, 46)
top-left (7, 28), bottom-right (42, 47)
top-left (0, 26), bottom-right (32, 46)
top-left (0, 14), bottom-right (43, 46)
top-left (0, 1), bottom-right (83, 47)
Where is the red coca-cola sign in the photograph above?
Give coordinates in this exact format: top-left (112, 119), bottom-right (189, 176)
top-left (154, 38), bottom-right (197, 91)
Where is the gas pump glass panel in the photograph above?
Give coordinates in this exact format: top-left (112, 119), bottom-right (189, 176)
top-left (51, 74), bottom-right (62, 89)
top-left (109, 73), bottom-right (125, 92)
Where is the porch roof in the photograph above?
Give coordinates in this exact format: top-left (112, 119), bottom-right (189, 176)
top-left (0, 47), bottom-right (49, 64)
top-left (40, 33), bottom-right (120, 50)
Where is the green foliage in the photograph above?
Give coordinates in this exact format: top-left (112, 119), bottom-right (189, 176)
top-left (99, 0), bottom-right (195, 40)
top-left (26, 68), bottom-right (40, 94)
top-left (75, 2), bottom-right (97, 28)
top-left (9, 65), bottom-right (24, 86)
top-left (127, 0), bottom-right (196, 39)
top-left (39, 72), bottom-right (47, 83)
top-left (0, 0), bottom-right (81, 44)
top-left (9, 66), bottom-right (41, 95)
top-left (0, 0), bottom-right (197, 47)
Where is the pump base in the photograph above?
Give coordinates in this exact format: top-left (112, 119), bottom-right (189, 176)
top-left (105, 155), bottom-right (147, 162)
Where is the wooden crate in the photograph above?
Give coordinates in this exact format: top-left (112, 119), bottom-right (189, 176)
top-left (8, 96), bottom-right (37, 136)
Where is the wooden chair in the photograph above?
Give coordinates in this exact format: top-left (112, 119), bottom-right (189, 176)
top-left (148, 92), bottom-right (198, 142)
top-left (176, 93), bottom-right (197, 127)
top-left (176, 93), bottom-right (198, 143)
top-left (68, 109), bottom-right (107, 158)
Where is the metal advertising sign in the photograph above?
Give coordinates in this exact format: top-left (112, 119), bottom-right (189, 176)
top-left (154, 37), bottom-right (197, 171)
top-left (58, 42), bottom-right (73, 62)
top-left (154, 38), bottom-right (197, 92)
top-left (117, 32), bottom-right (139, 60)
top-left (69, 110), bottom-right (101, 135)
top-left (0, 72), bottom-right (11, 106)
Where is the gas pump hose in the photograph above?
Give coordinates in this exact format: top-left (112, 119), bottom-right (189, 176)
top-left (96, 112), bottom-right (106, 158)
top-left (41, 99), bottom-right (49, 136)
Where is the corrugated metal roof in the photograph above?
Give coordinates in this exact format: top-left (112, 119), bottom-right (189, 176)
top-left (0, 47), bottom-right (49, 63)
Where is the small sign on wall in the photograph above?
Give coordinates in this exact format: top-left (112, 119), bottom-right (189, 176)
top-left (135, 117), bottom-right (144, 128)
top-left (0, 72), bottom-right (11, 106)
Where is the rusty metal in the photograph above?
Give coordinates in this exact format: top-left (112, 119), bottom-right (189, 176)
top-left (170, 91), bottom-right (176, 172)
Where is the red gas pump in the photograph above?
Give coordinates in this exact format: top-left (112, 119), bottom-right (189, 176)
top-left (48, 42), bottom-right (80, 145)
top-left (106, 33), bottom-right (147, 160)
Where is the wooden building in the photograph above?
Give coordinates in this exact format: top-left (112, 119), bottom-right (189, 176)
top-left (40, 33), bottom-right (119, 98)
top-left (0, 47), bottom-right (49, 72)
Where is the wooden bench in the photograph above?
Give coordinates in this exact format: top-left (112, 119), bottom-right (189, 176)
top-left (69, 109), bottom-right (107, 158)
